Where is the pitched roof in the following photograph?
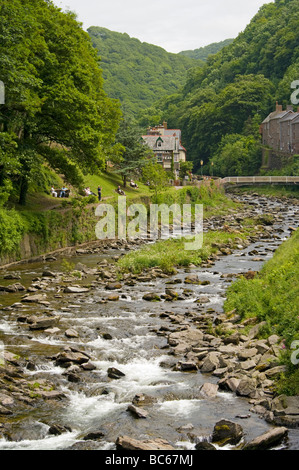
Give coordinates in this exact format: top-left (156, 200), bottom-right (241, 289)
top-left (142, 135), bottom-right (182, 152)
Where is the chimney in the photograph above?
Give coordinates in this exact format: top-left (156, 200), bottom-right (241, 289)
top-left (276, 102), bottom-right (283, 112)
top-left (163, 121), bottom-right (167, 130)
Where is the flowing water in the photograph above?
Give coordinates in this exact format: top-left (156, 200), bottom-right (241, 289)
top-left (0, 193), bottom-right (298, 450)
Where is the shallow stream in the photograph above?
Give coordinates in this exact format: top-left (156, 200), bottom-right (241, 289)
top-left (0, 193), bottom-right (298, 450)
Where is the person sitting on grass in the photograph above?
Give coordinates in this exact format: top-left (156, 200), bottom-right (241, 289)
top-left (116, 185), bottom-right (125, 196)
top-left (50, 186), bottom-right (57, 197)
top-left (130, 180), bottom-right (138, 188)
top-left (59, 186), bottom-right (68, 198)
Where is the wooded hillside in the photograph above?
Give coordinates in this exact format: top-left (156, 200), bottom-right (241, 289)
top-left (88, 26), bottom-right (204, 117)
top-left (161, 0), bottom-right (299, 174)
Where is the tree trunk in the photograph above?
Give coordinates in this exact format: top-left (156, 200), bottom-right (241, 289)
top-left (19, 176), bottom-right (28, 206)
top-left (123, 174), bottom-right (127, 188)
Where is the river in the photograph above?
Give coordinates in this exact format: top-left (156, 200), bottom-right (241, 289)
top-left (0, 192), bottom-right (298, 451)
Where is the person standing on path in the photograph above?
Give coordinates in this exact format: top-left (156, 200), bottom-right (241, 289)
top-left (98, 186), bottom-right (102, 201)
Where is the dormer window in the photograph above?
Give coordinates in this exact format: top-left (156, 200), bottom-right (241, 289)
top-left (156, 137), bottom-right (163, 148)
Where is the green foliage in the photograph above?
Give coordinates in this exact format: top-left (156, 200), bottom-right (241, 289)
top-left (224, 229), bottom-right (299, 394)
top-left (179, 39), bottom-right (234, 61)
top-left (0, 0), bottom-right (121, 205)
top-left (212, 133), bottom-right (262, 177)
top-left (141, 160), bottom-right (170, 201)
top-left (88, 26), bottom-right (204, 118)
top-left (0, 208), bottom-right (26, 254)
top-left (117, 228), bottom-right (245, 275)
top-left (179, 161), bottom-right (194, 179)
top-left (111, 118), bottom-right (153, 186)
top-left (161, 0), bottom-right (299, 174)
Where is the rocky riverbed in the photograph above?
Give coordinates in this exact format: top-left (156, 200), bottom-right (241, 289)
top-left (0, 192), bottom-right (298, 450)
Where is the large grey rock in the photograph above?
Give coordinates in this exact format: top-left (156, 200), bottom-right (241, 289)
top-left (211, 419), bottom-right (244, 446)
top-left (199, 383), bottom-right (219, 398)
top-left (168, 328), bottom-right (204, 348)
top-left (64, 286), bottom-right (90, 294)
top-left (127, 404), bottom-right (148, 419)
top-left (236, 378), bottom-right (257, 397)
top-left (243, 427), bottom-right (288, 450)
top-left (29, 317), bottom-right (59, 330)
top-left (142, 293), bottom-right (161, 301)
top-left (21, 293), bottom-right (47, 303)
top-left (201, 352), bottom-right (220, 373)
top-left (116, 435), bottom-right (174, 450)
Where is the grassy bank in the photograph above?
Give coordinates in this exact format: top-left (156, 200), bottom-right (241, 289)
top-left (224, 229), bottom-right (299, 395)
top-left (0, 178), bottom-right (240, 264)
top-left (117, 230), bottom-right (247, 275)
top-left (228, 184), bottom-right (299, 199)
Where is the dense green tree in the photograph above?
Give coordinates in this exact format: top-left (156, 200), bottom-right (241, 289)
top-left (179, 39), bottom-right (234, 61)
top-left (0, 0), bottom-right (121, 205)
top-left (111, 119), bottom-right (153, 187)
top-left (142, 160), bottom-right (170, 201)
top-left (161, 0), bottom-right (299, 174)
top-left (212, 134), bottom-right (262, 177)
top-left (88, 27), bottom-right (204, 118)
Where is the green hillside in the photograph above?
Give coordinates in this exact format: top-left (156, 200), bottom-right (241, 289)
top-left (88, 26), bottom-right (204, 117)
top-left (179, 39), bottom-right (234, 61)
top-left (161, 0), bottom-right (299, 174)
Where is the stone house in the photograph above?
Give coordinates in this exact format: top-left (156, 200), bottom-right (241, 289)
top-left (260, 102), bottom-right (299, 168)
top-left (141, 122), bottom-right (187, 178)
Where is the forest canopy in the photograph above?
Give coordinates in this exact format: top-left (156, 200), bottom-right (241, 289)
top-left (160, 0), bottom-right (299, 174)
top-left (0, 0), bottom-right (121, 205)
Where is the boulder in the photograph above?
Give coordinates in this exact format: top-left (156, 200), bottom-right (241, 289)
top-left (270, 395), bottom-right (299, 426)
top-left (178, 361), bottom-right (198, 371)
top-left (219, 377), bottom-right (240, 393)
top-left (116, 435), bottom-right (174, 451)
top-left (55, 350), bottom-right (90, 365)
top-left (201, 352), bottom-right (220, 373)
top-left (195, 441), bottom-right (217, 450)
top-left (105, 282), bottom-right (122, 290)
top-left (42, 271), bottom-right (57, 278)
top-left (236, 378), bottom-right (256, 397)
top-left (132, 393), bottom-right (157, 407)
top-left (82, 430), bottom-right (105, 441)
top-left (165, 288), bottom-right (179, 298)
top-left (127, 404), bottom-right (148, 419)
top-left (243, 427), bottom-right (288, 450)
top-left (211, 419), bottom-right (244, 446)
top-left (65, 328), bottom-right (79, 338)
top-left (107, 367), bottom-right (125, 379)
top-left (107, 294), bottom-right (119, 301)
top-left (142, 293), bottom-right (161, 302)
top-left (64, 286), bottom-right (90, 294)
top-left (168, 328), bottom-right (204, 348)
top-left (48, 424), bottom-right (72, 436)
top-left (238, 348), bottom-right (258, 361)
top-left (247, 322), bottom-right (267, 340)
top-left (29, 317), bottom-right (59, 331)
top-left (184, 274), bottom-right (200, 284)
top-left (21, 293), bottom-right (47, 303)
top-left (199, 383), bottom-right (219, 399)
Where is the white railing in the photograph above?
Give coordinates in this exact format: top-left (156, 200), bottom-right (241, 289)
top-left (221, 176), bottom-right (299, 184)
